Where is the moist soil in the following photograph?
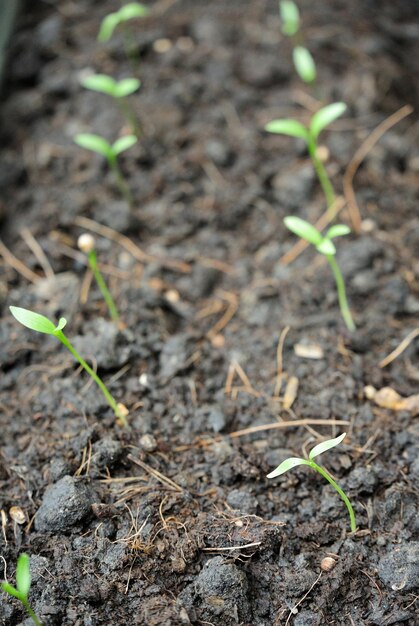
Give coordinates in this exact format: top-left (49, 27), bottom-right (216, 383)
top-left (1, 1), bottom-right (418, 625)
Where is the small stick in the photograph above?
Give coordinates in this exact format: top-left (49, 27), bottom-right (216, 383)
top-left (128, 455), bottom-right (183, 492)
top-left (20, 228), bottom-right (55, 280)
top-left (0, 239), bottom-right (40, 283)
top-left (343, 104), bottom-right (413, 233)
top-left (229, 418), bottom-right (349, 438)
top-left (285, 572), bottom-right (322, 626)
top-left (274, 326), bottom-right (290, 398)
top-left (379, 328), bottom-right (419, 368)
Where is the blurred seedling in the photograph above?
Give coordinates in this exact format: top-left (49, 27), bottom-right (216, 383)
top-left (266, 102), bottom-right (347, 215)
top-left (1, 554), bottom-right (42, 626)
top-left (9, 306), bottom-right (128, 426)
top-left (74, 133), bottom-right (137, 206)
top-left (78, 233), bottom-right (120, 323)
top-left (98, 2), bottom-right (149, 67)
top-left (80, 73), bottom-right (141, 137)
top-left (267, 433), bottom-right (357, 532)
top-left (279, 1), bottom-right (316, 84)
top-left (284, 216), bottom-right (356, 331)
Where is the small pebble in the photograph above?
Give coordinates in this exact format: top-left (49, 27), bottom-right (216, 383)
top-left (140, 434), bottom-right (157, 452)
top-left (321, 556), bottom-right (336, 572)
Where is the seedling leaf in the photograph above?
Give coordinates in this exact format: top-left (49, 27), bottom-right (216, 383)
top-left (10, 307), bottom-right (57, 335)
top-left (293, 46), bottom-right (316, 83)
top-left (309, 433), bottom-right (347, 460)
top-left (284, 216), bottom-right (323, 246)
top-left (16, 554), bottom-right (30, 598)
top-left (74, 134), bottom-right (112, 159)
top-left (98, 12), bottom-right (120, 42)
top-left (310, 102), bottom-right (347, 140)
top-left (325, 224), bottom-right (351, 239)
top-left (113, 78), bottom-right (141, 98)
top-left (81, 74), bottom-right (117, 96)
top-left (267, 457), bottom-right (310, 478)
top-left (55, 318), bottom-right (67, 331)
top-left (316, 239), bottom-right (336, 255)
top-left (280, 0), bottom-right (299, 36)
top-left (112, 135), bottom-right (137, 155)
top-left (265, 119), bottom-right (309, 141)
top-left (1, 582), bottom-right (22, 600)
top-left (119, 2), bottom-right (150, 21)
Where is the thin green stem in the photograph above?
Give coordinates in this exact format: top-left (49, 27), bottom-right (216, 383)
top-left (88, 250), bottom-right (119, 323)
top-left (326, 254), bottom-right (356, 331)
top-left (117, 98), bottom-right (141, 138)
top-left (22, 599), bottom-right (42, 626)
top-left (309, 460), bottom-right (357, 532)
top-left (54, 330), bottom-right (127, 426)
top-left (123, 24), bottom-right (139, 71)
top-left (108, 156), bottom-right (134, 207)
top-left (308, 138), bottom-right (336, 216)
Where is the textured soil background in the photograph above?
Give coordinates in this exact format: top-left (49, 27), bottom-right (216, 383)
top-left (1, 1), bottom-right (419, 625)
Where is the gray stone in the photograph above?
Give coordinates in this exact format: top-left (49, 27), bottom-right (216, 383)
top-left (226, 489), bottom-right (258, 514)
top-left (378, 543), bottom-right (419, 591)
top-left (91, 438), bottom-right (123, 472)
top-left (35, 476), bottom-right (96, 533)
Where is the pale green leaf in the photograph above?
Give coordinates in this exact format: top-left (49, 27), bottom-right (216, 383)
top-left (1, 582), bottom-right (22, 601)
top-left (81, 74), bottom-right (117, 97)
top-left (293, 46), bottom-right (316, 83)
top-left (98, 12), bottom-right (120, 42)
top-left (16, 554), bottom-right (30, 598)
top-left (113, 78), bottom-right (141, 98)
top-left (325, 224), bottom-right (351, 239)
top-left (279, 1), bottom-right (299, 36)
top-left (284, 216), bottom-right (323, 246)
top-left (112, 135), bottom-right (137, 155)
top-left (10, 307), bottom-right (57, 335)
top-left (74, 134), bottom-right (112, 159)
top-left (316, 239), bottom-right (336, 255)
top-left (267, 457), bottom-right (311, 478)
top-left (265, 119), bottom-right (309, 141)
top-left (119, 2), bottom-right (150, 21)
top-left (309, 433), bottom-right (346, 460)
top-left (310, 102), bottom-right (347, 140)
top-left (55, 318), bottom-right (67, 332)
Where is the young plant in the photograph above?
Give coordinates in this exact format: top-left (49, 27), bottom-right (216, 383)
top-left (284, 216), bottom-right (356, 331)
top-left (9, 306), bottom-right (128, 426)
top-left (279, 1), bottom-right (316, 84)
top-left (78, 233), bottom-right (120, 323)
top-left (265, 102), bottom-right (347, 214)
top-left (267, 433), bottom-right (357, 532)
top-left (1, 554), bottom-right (42, 626)
top-left (74, 133), bottom-right (137, 206)
top-left (98, 2), bottom-right (149, 66)
top-left (80, 73), bottom-right (141, 136)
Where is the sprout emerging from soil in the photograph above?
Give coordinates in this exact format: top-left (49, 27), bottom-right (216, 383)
top-left (78, 233), bottom-right (120, 323)
top-left (279, 1), bottom-right (316, 84)
top-left (284, 216), bottom-right (356, 331)
top-left (80, 73), bottom-right (141, 136)
top-left (98, 3), bottom-right (149, 66)
top-left (74, 133), bottom-right (136, 206)
top-left (9, 306), bottom-right (128, 426)
top-left (267, 433), bottom-right (357, 532)
top-left (1, 554), bottom-right (43, 626)
top-left (265, 102), bottom-right (347, 214)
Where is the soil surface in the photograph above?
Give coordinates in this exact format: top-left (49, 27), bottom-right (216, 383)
top-left (1, 1), bottom-right (418, 625)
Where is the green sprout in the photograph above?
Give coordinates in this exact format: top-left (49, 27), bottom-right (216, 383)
top-left (279, 1), bottom-right (316, 84)
top-left (98, 3), bottom-right (149, 66)
top-left (267, 433), bottom-right (357, 532)
top-left (74, 133), bottom-right (137, 206)
top-left (80, 73), bottom-right (141, 136)
top-left (284, 216), bottom-right (356, 331)
top-left (78, 234), bottom-right (120, 323)
top-left (1, 554), bottom-right (42, 626)
top-left (9, 306), bottom-right (128, 426)
top-left (265, 102), bottom-right (347, 214)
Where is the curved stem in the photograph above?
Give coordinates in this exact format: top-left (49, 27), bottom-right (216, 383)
top-left (108, 156), bottom-right (134, 208)
top-left (54, 331), bottom-right (127, 426)
top-left (326, 255), bottom-right (356, 331)
top-left (88, 250), bottom-right (119, 323)
top-left (22, 599), bottom-right (43, 626)
top-left (309, 460), bottom-right (357, 532)
top-left (117, 98), bottom-right (141, 138)
top-left (308, 139), bottom-right (336, 216)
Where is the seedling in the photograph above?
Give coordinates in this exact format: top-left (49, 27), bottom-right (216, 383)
top-left (284, 216), bottom-right (356, 331)
top-left (279, 1), bottom-right (316, 84)
top-left (1, 553), bottom-right (42, 626)
top-left (98, 2), bottom-right (149, 66)
top-left (78, 234), bottom-right (120, 323)
top-left (80, 73), bottom-right (141, 136)
top-left (265, 102), bottom-right (347, 214)
top-left (9, 306), bottom-right (128, 426)
top-left (267, 433), bottom-right (357, 532)
top-left (74, 133), bottom-right (137, 206)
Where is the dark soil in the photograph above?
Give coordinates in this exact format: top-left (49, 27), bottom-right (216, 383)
top-left (1, 1), bottom-right (418, 625)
